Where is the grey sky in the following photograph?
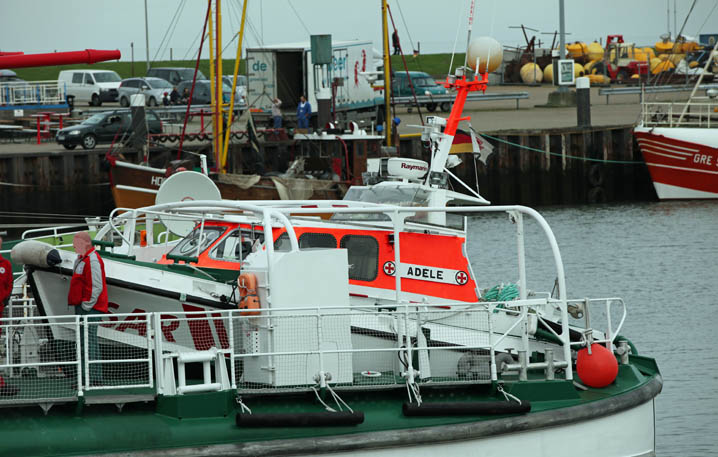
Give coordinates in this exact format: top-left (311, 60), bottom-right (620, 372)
top-left (1, 0), bottom-right (716, 61)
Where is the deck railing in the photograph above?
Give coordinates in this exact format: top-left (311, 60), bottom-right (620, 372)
top-left (641, 100), bottom-right (718, 128)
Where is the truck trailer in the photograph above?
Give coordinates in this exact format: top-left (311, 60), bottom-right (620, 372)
top-left (246, 40), bottom-right (378, 127)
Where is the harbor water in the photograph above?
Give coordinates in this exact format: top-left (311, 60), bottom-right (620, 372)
top-left (467, 200), bottom-right (718, 456)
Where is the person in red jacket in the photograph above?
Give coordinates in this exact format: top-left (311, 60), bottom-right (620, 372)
top-left (0, 236), bottom-right (18, 396)
top-left (68, 232), bottom-right (108, 385)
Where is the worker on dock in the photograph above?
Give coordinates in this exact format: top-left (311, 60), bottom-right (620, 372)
top-left (272, 98), bottom-right (283, 128)
top-left (296, 95), bottom-right (311, 130)
top-left (68, 232), bottom-right (108, 385)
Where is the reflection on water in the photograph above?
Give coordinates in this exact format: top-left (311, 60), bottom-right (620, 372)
top-left (467, 200), bottom-right (718, 457)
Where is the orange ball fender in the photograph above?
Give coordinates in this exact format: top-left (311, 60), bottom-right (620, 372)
top-left (238, 273), bottom-right (260, 316)
top-left (577, 343), bottom-right (618, 388)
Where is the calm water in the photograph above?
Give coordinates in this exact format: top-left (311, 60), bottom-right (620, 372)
top-left (466, 200), bottom-right (718, 456)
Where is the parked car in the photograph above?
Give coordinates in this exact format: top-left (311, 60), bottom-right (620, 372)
top-left (392, 71), bottom-right (448, 112)
top-left (0, 69), bottom-right (24, 83)
top-left (118, 77), bottom-right (173, 107)
top-left (147, 67), bottom-right (207, 86)
top-left (58, 70), bottom-right (121, 106)
top-left (55, 110), bottom-right (162, 150)
top-left (176, 80), bottom-right (232, 105)
top-left (222, 74), bottom-right (247, 105)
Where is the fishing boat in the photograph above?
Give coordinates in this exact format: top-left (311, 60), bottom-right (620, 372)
top-left (634, 40), bottom-right (718, 199)
top-left (6, 30), bottom-right (662, 455)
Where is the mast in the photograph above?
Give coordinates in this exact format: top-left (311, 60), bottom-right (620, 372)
top-left (221, 0), bottom-right (248, 172)
top-left (216, 0), bottom-right (224, 162)
top-left (381, 0), bottom-right (392, 147)
top-left (208, 3), bottom-right (217, 162)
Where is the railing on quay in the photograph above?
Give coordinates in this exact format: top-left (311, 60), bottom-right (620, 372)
top-left (0, 81), bottom-right (67, 106)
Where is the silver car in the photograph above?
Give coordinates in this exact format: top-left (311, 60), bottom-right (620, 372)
top-left (118, 77), bottom-right (173, 107)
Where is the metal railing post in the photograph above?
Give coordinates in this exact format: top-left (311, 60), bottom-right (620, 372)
top-left (153, 312), bottom-right (164, 395)
top-left (146, 314), bottom-right (154, 389)
top-left (76, 316), bottom-right (84, 396)
top-left (228, 310), bottom-right (236, 389)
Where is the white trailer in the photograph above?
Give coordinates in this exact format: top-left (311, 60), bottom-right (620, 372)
top-left (246, 40), bottom-right (378, 126)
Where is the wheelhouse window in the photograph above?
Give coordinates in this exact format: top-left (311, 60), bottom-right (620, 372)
top-left (168, 227), bottom-right (224, 258)
top-left (340, 235), bottom-right (378, 281)
top-left (210, 230), bottom-right (259, 262)
top-left (274, 232), bottom-right (337, 251)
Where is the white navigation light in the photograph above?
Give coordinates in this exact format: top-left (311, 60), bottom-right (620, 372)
top-left (467, 37), bottom-right (503, 74)
top-left (386, 158), bottom-right (429, 181)
top-left (155, 171), bottom-right (222, 236)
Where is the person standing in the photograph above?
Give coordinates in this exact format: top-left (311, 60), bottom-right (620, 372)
top-left (296, 95), bottom-right (311, 130)
top-left (0, 236), bottom-right (11, 321)
top-left (68, 232), bottom-right (108, 385)
top-left (169, 86), bottom-right (181, 105)
top-left (392, 30), bottom-right (401, 55)
top-left (271, 98), bottom-right (283, 128)
top-left (0, 237), bottom-right (18, 396)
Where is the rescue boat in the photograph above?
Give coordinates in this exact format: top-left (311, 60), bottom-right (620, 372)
top-left (6, 38), bottom-right (661, 457)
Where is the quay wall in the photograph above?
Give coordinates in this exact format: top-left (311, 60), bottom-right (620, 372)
top-left (0, 124), bottom-right (655, 225)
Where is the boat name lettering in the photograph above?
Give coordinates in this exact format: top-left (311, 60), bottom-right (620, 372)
top-left (395, 263), bottom-right (469, 285)
top-left (693, 154), bottom-right (714, 166)
top-left (406, 266), bottom-right (443, 281)
top-left (401, 163), bottom-right (428, 172)
top-left (151, 176), bottom-right (164, 187)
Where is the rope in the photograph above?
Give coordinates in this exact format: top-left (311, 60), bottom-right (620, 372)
top-left (395, 0), bottom-right (416, 53)
top-left (287, 0), bottom-right (311, 36)
top-left (311, 386), bottom-right (336, 413)
top-left (497, 383), bottom-right (522, 404)
top-left (480, 133), bottom-right (644, 165)
top-left (326, 383), bottom-right (353, 413)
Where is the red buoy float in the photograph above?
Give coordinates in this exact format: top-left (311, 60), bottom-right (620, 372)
top-left (576, 343), bottom-right (618, 388)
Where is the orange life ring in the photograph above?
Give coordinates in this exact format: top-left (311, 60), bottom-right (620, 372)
top-left (238, 273), bottom-right (260, 316)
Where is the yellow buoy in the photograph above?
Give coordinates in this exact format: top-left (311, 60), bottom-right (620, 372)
top-left (587, 42), bottom-right (604, 61)
top-left (655, 41), bottom-right (674, 53)
top-left (567, 42), bottom-right (588, 58)
top-left (682, 41), bottom-right (699, 53)
top-left (574, 62), bottom-right (585, 77)
top-left (630, 73), bottom-right (640, 79)
top-left (658, 53), bottom-right (669, 61)
top-left (689, 60), bottom-right (699, 68)
top-left (651, 60), bottom-right (675, 74)
top-left (584, 59), bottom-right (600, 73)
top-left (633, 49), bottom-right (647, 62)
top-left (543, 64), bottom-right (554, 83)
top-left (668, 53), bottom-right (685, 65)
top-left (643, 47), bottom-right (656, 59)
top-left (649, 57), bottom-right (663, 71)
top-left (587, 74), bottom-right (606, 84)
top-left (520, 63), bottom-right (543, 83)
top-left (467, 37), bottom-right (503, 73)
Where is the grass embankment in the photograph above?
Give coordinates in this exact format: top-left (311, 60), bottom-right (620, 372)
top-left (12, 53), bottom-right (463, 81)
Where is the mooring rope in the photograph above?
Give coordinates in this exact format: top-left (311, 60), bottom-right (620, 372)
top-left (480, 133), bottom-right (645, 165)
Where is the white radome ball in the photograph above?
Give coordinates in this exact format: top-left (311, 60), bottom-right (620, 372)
top-left (467, 37), bottom-right (503, 73)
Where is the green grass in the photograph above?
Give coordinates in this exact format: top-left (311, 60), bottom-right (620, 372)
top-left (12, 53), bottom-right (464, 82)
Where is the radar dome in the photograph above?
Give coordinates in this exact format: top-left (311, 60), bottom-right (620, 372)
top-left (467, 37), bottom-right (503, 73)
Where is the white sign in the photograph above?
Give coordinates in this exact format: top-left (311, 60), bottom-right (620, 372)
top-left (558, 59), bottom-right (575, 86)
top-left (383, 261), bottom-right (469, 286)
top-left (13, 109), bottom-right (23, 117)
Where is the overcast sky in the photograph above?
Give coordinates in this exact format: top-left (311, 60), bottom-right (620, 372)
top-left (1, 0), bottom-right (716, 61)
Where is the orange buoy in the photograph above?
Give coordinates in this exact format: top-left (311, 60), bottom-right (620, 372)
top-left (576, 343), bottom-right (618, 388)
top-left (238, 273), bottom-right (260, 316)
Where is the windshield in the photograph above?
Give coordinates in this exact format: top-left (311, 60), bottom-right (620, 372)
top-left (148, 78), bottom-right (171, 89)
top-left (93, 72), bottom-right (121, 83)
top-left (178, 69), bottom-right (206, 80)
top-left (83, 113), bottom-right (106, 125)
top-left (167, 226), bottom-right (224, 258)
top-left (333, 185), bottom-right (432, 222)
top-left (414, 77), bottom-right (436, 87)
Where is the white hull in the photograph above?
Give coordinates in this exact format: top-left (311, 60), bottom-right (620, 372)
top-left (653, 181), bottom-right (718, 199)
top-left (316, 400), bottom-right (656, 457)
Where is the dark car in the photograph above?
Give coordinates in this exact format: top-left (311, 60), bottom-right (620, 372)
top-left (55, 110), bottom-right (162, 150)
top-left (177, 80), bottom-right (232, 105)
top-left (147, 67), bottom-right (207, 86)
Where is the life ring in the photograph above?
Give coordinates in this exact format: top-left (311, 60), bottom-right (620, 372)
top-left (238, 273), bottom-right (260, 316)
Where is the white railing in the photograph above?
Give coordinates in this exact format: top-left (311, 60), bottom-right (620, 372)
top-left (0, 81), bottom-right (66, 106)
top-left (641, 101), bottom-right (718, 128)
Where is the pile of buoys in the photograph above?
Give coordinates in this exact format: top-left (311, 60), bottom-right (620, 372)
top-left (520, 62), bottom-right (543, 83)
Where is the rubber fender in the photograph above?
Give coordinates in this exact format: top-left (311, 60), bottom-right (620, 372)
top-left (237, 411), bottom-right (364, 427)
top-left (403, 400), bottom-right (531, 417)
top-left (11, 240), bottom-right (62, 267)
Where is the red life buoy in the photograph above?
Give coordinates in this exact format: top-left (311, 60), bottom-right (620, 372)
top-left (238, 273), bottom-right (260, 316)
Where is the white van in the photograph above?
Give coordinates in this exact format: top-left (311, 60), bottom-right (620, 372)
top-left (58, 70), bottom-right (121, 106)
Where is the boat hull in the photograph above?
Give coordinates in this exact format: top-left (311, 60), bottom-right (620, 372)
top-left (634, 126), bottom-right (718, 199)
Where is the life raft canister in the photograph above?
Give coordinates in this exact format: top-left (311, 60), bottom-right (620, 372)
top-left (238, 273), bottom-right (260, 316)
